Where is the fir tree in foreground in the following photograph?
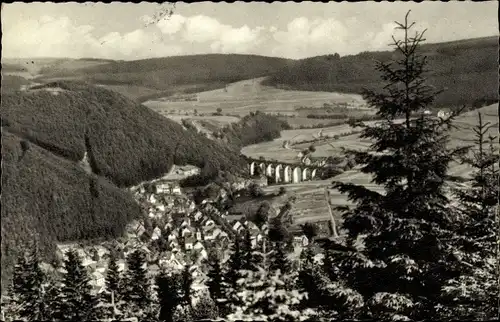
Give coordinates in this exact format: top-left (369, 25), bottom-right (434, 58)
top-left (438, 113), bottom-right (499, 319)
top-left (156, 270), bottom-right (182, 322)
top-left (123, 249), bottom-right (152, 318)
top-left (59, 249), bottom-right (100, 320)
top-left (101, 252), bottom-right (125, 320)
top-left (7, 246), bottom-right (48, 321)
top-left (206, 250), bottom-right (224, 312)
top-left (222, 236), bottom-right (244, 312)
top-left (331, 11), bottom-right (468, 320)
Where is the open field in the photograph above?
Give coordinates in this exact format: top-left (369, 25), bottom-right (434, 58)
top-left (144, 77), bottom-right (366, 117)
top-left (241, 119), bottom-right (382, 163)
top-left (248, 104), bottom-right (497, 229)
top-left (158, 114), bottom-right (240, 126)
top-left (262, 175), bottom-right (384, 233)
top-left (243, 104), bottom-right (497, 168)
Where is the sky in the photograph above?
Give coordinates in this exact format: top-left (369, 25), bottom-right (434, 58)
top-left (2, 1), bottom-right (498, 60)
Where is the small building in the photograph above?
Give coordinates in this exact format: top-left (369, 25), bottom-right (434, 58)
top-left (181, 227), bottom-right (192, 238)
top-left (204, 219), bottom-right (215, 229)
top-left (151, 227), bottom-right (162, 241)
top-left (193, 240), bottom-right (204, 251)
top-left (194, 211), bottom-right (203, 221)
top-left (437, 109), bottom-right (451, 118)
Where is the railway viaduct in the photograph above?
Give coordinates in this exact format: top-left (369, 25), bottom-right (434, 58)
top-left (246, 157), bottom-right (322, 184)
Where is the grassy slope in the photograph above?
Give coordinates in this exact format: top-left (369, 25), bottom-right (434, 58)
top-left (1, 81), bottom-right (247, 187)
top-left (1, 130), bottom-right (143, 286)
top-left (264, 36), bottom-right (498, 109)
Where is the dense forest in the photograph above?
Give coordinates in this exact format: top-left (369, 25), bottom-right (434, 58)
top-left (1, 82), bottom-right (247, 187)
top-left (264, 36), bottom-right (497, 110)
top-left (220, 111), bottom-right (292, 148)
top-left (1, 131), bottom-right (143, 288)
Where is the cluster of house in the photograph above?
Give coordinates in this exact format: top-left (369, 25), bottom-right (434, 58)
top-left (47, 173), bottom-right (315, 296)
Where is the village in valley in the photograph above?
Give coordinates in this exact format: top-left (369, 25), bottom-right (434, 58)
top-left (48, 165), bottom-right (315, 301)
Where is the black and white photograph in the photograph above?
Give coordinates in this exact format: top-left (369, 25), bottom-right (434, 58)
top-left (1, 1), bottom-right (498, 321)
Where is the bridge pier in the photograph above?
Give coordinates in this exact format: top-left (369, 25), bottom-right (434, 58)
top-left (248, 159), bottom-right (318, 184)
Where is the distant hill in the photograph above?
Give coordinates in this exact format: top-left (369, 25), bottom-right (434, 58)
top-left (1, 130), bottom-right (143, 287)
top-left (263, 36), bottom-right (498, 109)
top-left (34, 54), bottom-right (294, 102)
top-left (2, 57), bottom-right (115, 76)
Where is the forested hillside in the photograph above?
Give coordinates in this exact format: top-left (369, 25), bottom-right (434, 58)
top-left (1, 81), bottom-right (247, 187)
top-left (1, 81), bottom-right (250, 286)
top-left (35, 54), bottom-right (294, 102)
top-left (1, 130), bottom-right (143, 287)
top-left (264, 36), bottom-right (497, 109)
top-left (220, 111), bottom-right (292, 148)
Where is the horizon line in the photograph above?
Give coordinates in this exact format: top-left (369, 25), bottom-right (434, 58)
top-left (2, 34), bottom-right (496, 62)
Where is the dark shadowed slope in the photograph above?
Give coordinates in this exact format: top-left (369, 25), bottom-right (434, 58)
top-left (1, 130), bottom-right (143, 286)
top-left (264, 36), bottom-right (498, 109)
top-left (1, 81), bottom-right (247, 187)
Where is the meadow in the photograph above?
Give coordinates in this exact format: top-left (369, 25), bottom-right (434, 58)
top-left (144, 77), bottom-right (366, 117)
top-left (251, 103), bottom-right (498, 232)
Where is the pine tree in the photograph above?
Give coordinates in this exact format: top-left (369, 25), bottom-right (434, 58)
top-left (44, 278), bottom-right (64, 321)
top-left (206, 250), bottom-right (224, 309)
top-left (224, 238), bottom-right (244, 291)
top-left (269, 242), bottom-right (292, 277)
top-left (59, 249), bottom-right (100, 320)
top-left (123, 250), bottom-right (151, 317)
top-left (105, 252), bottom-right (122, 299)
top-left (297, 244), bottom-right (364, 319)
top-left (7, 247), bottom-right (49, 321)
top-left (181, 264), bottom-right (194, 308)
top-left (332, 11), bottom-right (466, 320)
top-left (439, 113), bottom-right (499, 319)
top-left (222, 237), bottom-right (245, 316)
top-left (101, 252), bottom-right (124, 320)
top-left (7, 252), bottom-right (29, 320)
top-left (156, 271), bottom-right (182, 322)
top-left (242, 228), bottom-right (262, 272)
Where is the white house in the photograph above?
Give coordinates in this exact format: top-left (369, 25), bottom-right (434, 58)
top-left (199, 249), bottom-right (208, 260)
top-left (194, 211), bottom-right (203, 221)
top-left (117, 261), bottom-right (126, 272)
top-left (437, 110), bottom-right (451, 118)
top-left (181, 218), bottom-right (191, 228)
top-left (232, 221), bottom-right (243, 232)
top-left (193, 240), bottom-right (204, 251)
top-left (204, 219), bottom-right (215, 228)
top-left (172, 186), bottom-right (182, 195)
top-left (151, 227), bottom-right (162, 241)
top-left (91, 271), bottom-right (105, 288)
top-left (181, 227), bottom-right (192, 237)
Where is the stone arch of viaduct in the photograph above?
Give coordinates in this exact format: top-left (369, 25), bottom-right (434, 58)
top-left (247, 159), bottom-right (319, 184)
